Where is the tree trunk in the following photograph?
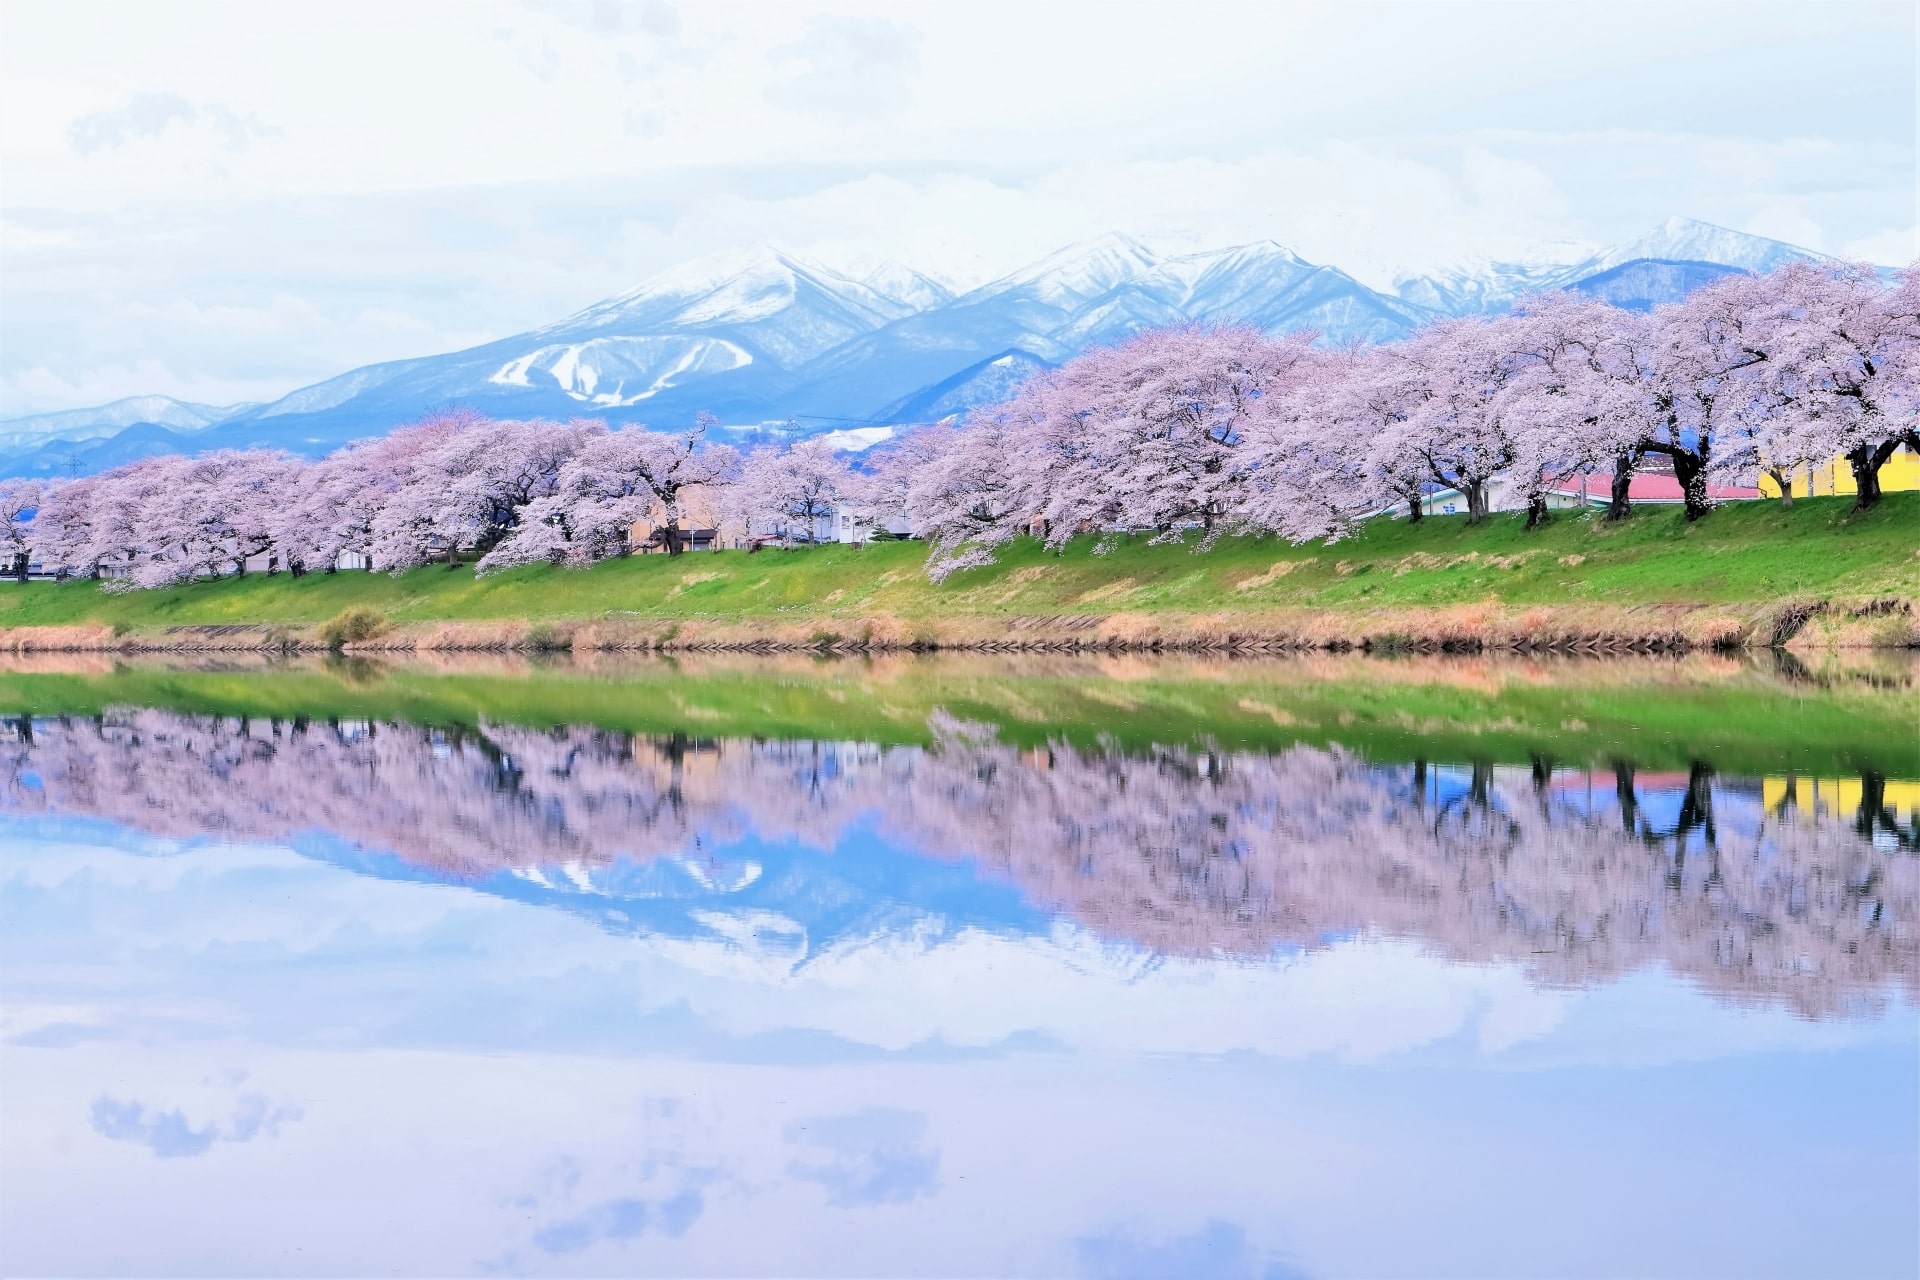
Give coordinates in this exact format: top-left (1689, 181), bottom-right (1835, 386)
top-left (1766, 466), bottom-right (1794, 510)
top-left (1671, 453), bottom-right (1712, 521)
top-left (1405, 495), bottom-right (1423, 524)
top-left (1847, 441), bottom-right (1895, 509)
top-left (1675, 762), bottom-right (1717, 847)
top-left (1614, 762), bottom-right (1640, 836)
top-left (1607, 454), bottom-right (1635, 521)
top-left (1525, 494), bottom-right (1551, 530)
top-left (665, 523), bottom-right (684, 556)
top-left (1465, 479), bottom-right (1489, 523)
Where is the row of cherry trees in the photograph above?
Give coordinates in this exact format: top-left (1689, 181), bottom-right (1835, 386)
top-left (0, 410), bottom-right (862, 585)
top-left (1, 258), bottom-right (1913, 586)
top-left (886, 258), bottom-right (1920, 580)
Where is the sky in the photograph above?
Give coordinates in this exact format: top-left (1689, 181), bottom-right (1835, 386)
top-left (0, 0), bottom-right (1915, 415)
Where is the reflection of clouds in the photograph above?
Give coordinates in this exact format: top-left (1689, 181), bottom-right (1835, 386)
top-left (533, 1189), bottom-right (704, 1254)
top-left (785, 1107), bottom-right (940, 1208)
top-left (1077, 1219), bottom-right (1309, 1280)
top-left (89, 1086), bottom-right (300, 1159)
top-left (90, 1097), bottom-right (217, 1158)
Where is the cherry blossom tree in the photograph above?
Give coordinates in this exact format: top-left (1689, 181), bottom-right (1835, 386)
top-left (1235, 344), bottom-right (1380, 542)
top-left (1636, 272), bottom-right (1777, 520)
top-left (0, 479), bottom-right (41, 580)
top-left (1036, 326), bottom-right (1312, 548)
top-left (899, 412), bottom-right (1034, 581)
top-left (732, 437), bottom-right (858, 545)
top-left (1501, 294), bottom-right (1652, 523)
top-left (371, 416), bottom-right (591, 571)
top-left (479, 417), bottom-right (740, 571)
top-left (276, 412), bottom-right (478, 573)
top-left (1740, 260), bottom-right (1920, 507)
top-left (1377, 315), bottom-right (1527, 523)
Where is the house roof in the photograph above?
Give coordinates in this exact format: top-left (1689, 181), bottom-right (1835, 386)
top-left (1547, 473), bottom-right (1760, 502)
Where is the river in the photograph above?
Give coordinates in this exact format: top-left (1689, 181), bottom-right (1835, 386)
top-left (1, 653), bottom-right (1914, 1277)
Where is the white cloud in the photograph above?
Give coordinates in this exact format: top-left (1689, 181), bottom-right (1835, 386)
top-left (0, 0), bottom-right (1912, 413)
top-left (1843, 224), bottom-right (1920, 265)
top-left (68, 90), bottom-right (197, 153)
top-left (68, 90), bottom-right (277, 156)
top-left (766, 15), bottom-right (921, 118)
top-left (1743, 206), bottom-right (1828, 252)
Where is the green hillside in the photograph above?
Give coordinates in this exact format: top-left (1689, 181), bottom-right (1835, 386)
top-left (1, 495), bottom-right (1914, 637)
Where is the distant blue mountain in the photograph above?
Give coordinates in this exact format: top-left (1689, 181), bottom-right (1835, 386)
top-left (0, 217), bottom-right (1839, 478)
top-left (2, 421), bottom-right (208, 480)
top-left (1565, 258), bottom-right (1748, 312)
top-left (877, 350), bottom-right (1055, 424)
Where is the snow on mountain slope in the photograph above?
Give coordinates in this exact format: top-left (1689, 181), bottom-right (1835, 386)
top-left (487, 336), bottom-right (754, 406)
top-left (827, 253), bottom-right (957, 314)
top-left (974, 232), bottom-right (1163, 308)
top-left (1393, 259), bottom-right (1573, 315)
top-left (10, 218), bottom-right (1852, 471)
top-left (782, 235), bottom-right (1429, 422)
top-left (1573, 216), bottom-right (1825, 278)
top-left (0, 395), bottom-right (245, 451)
top-left (554, 246), bottom-right (920, 362)
top-left (1395, 219), bottom-right (1828, 316)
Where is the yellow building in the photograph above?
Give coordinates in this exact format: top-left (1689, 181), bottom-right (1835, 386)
top-left (1763, 776), bottom-right (1920, 828)
top-left (1758, 443), bottom-right (1920, 498)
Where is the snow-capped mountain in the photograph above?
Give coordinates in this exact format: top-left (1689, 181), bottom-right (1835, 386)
top-left (0, 218), bottom-right (1845, 477)
top-left (1576, 216), bottom-right (1824, 277)
top-left (1395, 217), bottom-right (1828, 315)
top-left (774, 234), bottom-right (1434, 422)
top-left (1393, 259), bottom-right (1574, 316)
top-left (0, 395), bottom-right (248, 452)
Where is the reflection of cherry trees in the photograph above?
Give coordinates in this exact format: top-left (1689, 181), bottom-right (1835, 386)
top-left (2, 711), bottom-right (1912, 1017)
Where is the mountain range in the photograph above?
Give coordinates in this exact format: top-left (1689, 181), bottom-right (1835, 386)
top-left (0, 217), bottom-right (1840, 478)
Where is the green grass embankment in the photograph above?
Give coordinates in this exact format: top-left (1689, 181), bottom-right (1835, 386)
top-left (0, 495), bottom-right (1914, 651)
top-left (1, 651), bottom-right (1914, 778)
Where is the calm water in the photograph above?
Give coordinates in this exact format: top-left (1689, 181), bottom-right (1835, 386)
top-left (1, 656), bottom-right (1915, 1278)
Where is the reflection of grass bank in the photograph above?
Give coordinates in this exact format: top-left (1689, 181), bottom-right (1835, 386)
top-left (0, 495), bottom-right (1913, 652)
top-left (2, 650), bottom-right (1914, 778)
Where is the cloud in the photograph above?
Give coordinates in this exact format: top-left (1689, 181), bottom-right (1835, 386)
top-left (1743, 206), bottom-right (1828, 253)
top-left (69, 91), bottom-right (197, 154)
top-left (529, 0), bottom-right (680, 39)
top-left (68, 91), bottom-right (275, 155)
top-left (89, 1098), bottom-right (218, 1158)
top-left (89, 1089), bottom-right (301, 1159)
top-left (1841, 225), bottom-right (1920, 266)
top-left (1076, 1220), bottom-right (1310, 1280)
top-left (532, 1189), bottom-right (704, 1254)
top-left (766, 16), bottom-right (920, 118)
top-left (785, 1106), bottom-right (940, 1208)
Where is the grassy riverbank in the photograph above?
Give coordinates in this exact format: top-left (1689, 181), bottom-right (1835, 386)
top-left (1, 495), bottom-right (1915, 651)
top-left (1, 650), bottom-right (1915, 777)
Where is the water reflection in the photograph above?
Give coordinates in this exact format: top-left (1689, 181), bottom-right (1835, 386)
top-left (4, 709), bottom-right (1913, 1017)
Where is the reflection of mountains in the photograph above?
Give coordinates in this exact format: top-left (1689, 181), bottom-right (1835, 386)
top-left (4, 711), bottom-right (1915, 1017)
